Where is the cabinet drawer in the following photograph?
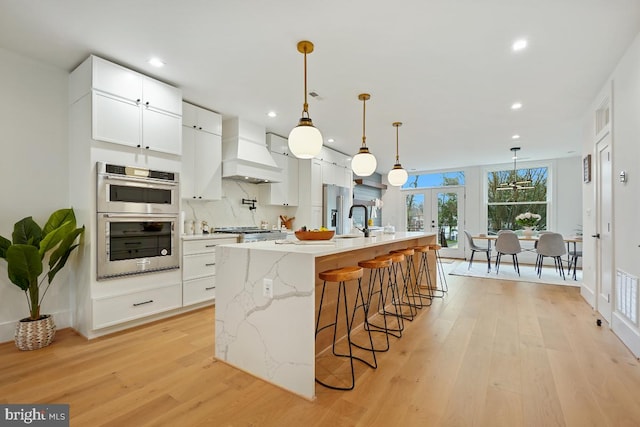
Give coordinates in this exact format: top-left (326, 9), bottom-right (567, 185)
top-left (183, 253), bottom-right (216, 280)
top-left (93, 283), bottom-right (182, 329)
top-left (183, 238), bottom-right (236, 255)
top-left (183, 276), bottom-right (216, 306)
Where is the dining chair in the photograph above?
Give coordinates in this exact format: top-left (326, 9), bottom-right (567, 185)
top-left (464, 230), bottom-right (491, 272)
top-left (535, 232), bottom-right (567, 279)
top-left (495, 231), bottom-right (522, 275)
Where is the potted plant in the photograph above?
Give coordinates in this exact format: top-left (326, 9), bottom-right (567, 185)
top-left (0, 208), bottom-right (84, 350)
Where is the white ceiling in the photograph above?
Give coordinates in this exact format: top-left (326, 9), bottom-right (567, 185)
top-left (2, 0), bottom-right (640, 175)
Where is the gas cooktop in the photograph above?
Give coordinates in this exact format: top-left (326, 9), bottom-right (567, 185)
top-left (213, 227), bottom-right (274, 234)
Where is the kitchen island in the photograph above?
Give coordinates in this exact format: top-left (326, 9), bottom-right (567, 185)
top-left (214, 231), bottom-right (436, 400)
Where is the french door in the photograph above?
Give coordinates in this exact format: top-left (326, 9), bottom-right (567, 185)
top-left (404, 187), bottom-right (464, 258)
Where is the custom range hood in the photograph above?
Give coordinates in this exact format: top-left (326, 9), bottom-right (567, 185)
top-left (221, 118), bottom-right (282, 184)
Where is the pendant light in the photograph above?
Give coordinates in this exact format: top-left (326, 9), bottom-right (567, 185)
top-left (351, 93), bottom-right (377, 176)
top-left (387, 122), bottom-right (408, 186)
top-left (496, 147), bottom-right (534, 191)
top-left (288, 40), bottom-right (323, 159)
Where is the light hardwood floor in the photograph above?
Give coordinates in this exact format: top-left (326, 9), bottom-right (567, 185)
top-left (2, 262), bottom-right (640, 426)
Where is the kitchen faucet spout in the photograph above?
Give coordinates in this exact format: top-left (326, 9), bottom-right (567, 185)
top-left (348, 204), bottom-right (370, 237)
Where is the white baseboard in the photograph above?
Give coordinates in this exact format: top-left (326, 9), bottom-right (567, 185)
top-left (580, 284), bottom-right (596, 308)
top-left (0, 309), bottom-right (72, 344)
top-left (612, 312), bottom-right (640, 358)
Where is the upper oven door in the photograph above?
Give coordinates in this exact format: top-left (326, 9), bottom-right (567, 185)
top-left (97, 173), bottom-right (179, 214)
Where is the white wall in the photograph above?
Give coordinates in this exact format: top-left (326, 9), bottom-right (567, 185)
top-left (0, 48), bottom-right (70, 342)
top-left (584, 33), bottom-right (640, 356)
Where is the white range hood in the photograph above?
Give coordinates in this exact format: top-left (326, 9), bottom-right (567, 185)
top-left (221, 118), bottom-right (282, 184)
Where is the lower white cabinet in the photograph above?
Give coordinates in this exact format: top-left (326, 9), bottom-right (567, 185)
top-left (92, 283), bottom-right (182, 329)
top-left (182, 237), bottom-right (237, 305)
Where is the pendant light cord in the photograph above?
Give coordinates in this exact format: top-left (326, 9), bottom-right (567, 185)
top-left (395, 125), bottom-right (400, 163)
top-left (302, 47), bottom-right (309, 118)
top-left (361, 97), bottom-right (367, 147)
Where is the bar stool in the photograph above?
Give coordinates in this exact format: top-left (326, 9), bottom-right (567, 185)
top-left (391, 248), bottom-right (424, 310)
top-left (358, 257), bottom-right (402, 348)
top-left (379, 251), bottom-right (418, 322)
top-left (373, 254), bottom-right (406, 335)
top-left (315, 265), bottom-right (377, 390)
top-left (427, 244), bottom-right (449, 296)
top-left (410, 245), bottom-right (434, 306)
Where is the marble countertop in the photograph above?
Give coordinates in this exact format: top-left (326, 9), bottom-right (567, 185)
top-left (219, 231), bottom-right (434, 256)
top-left (181, 233), bottom-right (239, 241)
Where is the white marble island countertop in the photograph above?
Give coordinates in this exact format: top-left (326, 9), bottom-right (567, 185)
top-left (215, 231), bottom-right (435, 400)
top-left (219, 231), bottom-right (431, 256)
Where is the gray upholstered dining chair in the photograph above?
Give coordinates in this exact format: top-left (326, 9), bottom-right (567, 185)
top-left (495, 231), bottom-right (522, 275)
top-left (535, 232), bottom-right (566, 279)
top-left (464, 230), bottom-right (491, 272)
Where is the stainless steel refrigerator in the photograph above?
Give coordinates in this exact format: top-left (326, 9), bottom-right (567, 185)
top-left (323, 184), bottom-right (351, 235)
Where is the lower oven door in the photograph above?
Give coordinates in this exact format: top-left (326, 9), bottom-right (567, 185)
top-left (97, 213), bottom-right (180, 280)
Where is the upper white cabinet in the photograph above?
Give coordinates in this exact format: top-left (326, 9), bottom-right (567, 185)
top-left (260, 133), bottom-right (299, 206)
top-left (71, 55), bottom-right (182, 155)
top-left (181, 102), bottom-right (222, 200)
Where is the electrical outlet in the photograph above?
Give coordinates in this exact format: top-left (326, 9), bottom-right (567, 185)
top-left (263, 278), bottom-right (273, 298)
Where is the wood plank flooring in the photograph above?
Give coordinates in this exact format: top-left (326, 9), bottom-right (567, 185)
top-left (2, 262), bottom-right (640, 426)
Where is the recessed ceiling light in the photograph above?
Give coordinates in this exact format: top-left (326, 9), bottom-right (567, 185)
top-left (512, 39), bottom-right (528, 52)
top-left (327, 138), bottom-right (335, 143)
top-left (512, 134), bottom-right (520, 140)
top-left (511, 102), bottom-right (523, 110)
top-left (267, 111), bottom-right (277, 118)
top-left (148, 57), bottom-right (165, 68)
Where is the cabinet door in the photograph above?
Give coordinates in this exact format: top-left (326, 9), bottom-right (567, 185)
top-left (311, 205), bottom-right (323, 229)
top-left (194, 132), bottom-right (222, 200)
top-left (143, 77), bottom-right (182, 115)
top-left (286, 154), bottom-right (299, 206)
top-left (198, 109), bottom-right (222, 135)
top-left (92, 91), bottom-right (141, 147)
top-left (142, 107), bottom-right (182, 155)
top-left (181, 126), bottom-right (197, 199)
top-left (182, 102), bottom-right (198, 128)
top-left (311, 159), bottom-right (323, 206)
top-left (92, 56), bottom-right (142, 101)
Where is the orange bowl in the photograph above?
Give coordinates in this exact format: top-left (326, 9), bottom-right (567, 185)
top-left (294, 230), bottom-right (335, 241)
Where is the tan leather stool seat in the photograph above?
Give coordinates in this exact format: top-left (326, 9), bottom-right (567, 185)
top-left (319, 266), bottom-right (363, 282)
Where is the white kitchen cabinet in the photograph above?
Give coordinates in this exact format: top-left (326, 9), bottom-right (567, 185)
top-left (92, 283), bottom-right (183, 329)
top-left (182, 237), bottom-right (236, 306)
top-left (77, 55), bottom-right (182, 154)
top-left (261, 133), bottom-right (299, 206)
top-left (311, 158), bottom-right (323, 206)
top-left (182, 102), bottom-right (222, 135)
top-left (181, 102), bottom-right (222, 200)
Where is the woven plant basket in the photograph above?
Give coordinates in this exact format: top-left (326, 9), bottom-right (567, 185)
top-left (14, 315), bottom-right (56, 351)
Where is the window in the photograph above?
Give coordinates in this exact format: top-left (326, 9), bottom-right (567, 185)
top-left (487, 167), bottom-right (548, 233)
top-left (402, 171), bottom-right (465, 189)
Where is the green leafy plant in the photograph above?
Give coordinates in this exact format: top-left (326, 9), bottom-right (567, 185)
top-left (0, 208), bottom-right (84, 321)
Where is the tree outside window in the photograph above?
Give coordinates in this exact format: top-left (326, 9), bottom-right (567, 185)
top-left (487, 167), bottom-right (547, 233)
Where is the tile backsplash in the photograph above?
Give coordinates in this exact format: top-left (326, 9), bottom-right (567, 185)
top-left (181, 179), bottom-right (297, 230)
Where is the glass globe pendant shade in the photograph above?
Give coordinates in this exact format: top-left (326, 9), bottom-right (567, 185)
top-left (388, 164), bottom-right (408, 186)
top-left (351, 147), bottom-right (377, 177)
top-left (288, 117), bottom-right (323, 159)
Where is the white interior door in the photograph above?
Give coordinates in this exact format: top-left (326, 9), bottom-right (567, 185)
top-left (596, 135), bottom-right (613, 323)
top-left (405, 187), bottom-right (464, 258)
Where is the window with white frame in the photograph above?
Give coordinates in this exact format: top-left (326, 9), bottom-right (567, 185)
top-left (487, 166), bottom-right (548, 233)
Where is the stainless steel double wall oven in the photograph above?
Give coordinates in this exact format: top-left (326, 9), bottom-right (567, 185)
top-left (96, 162), bottom-right (180, 279)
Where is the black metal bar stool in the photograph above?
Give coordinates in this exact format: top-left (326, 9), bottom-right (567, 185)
top-left (357, 257), bottom-right (402, 348)
top-left (391, 248), bottom-right (424, 310)
top-left (378, 251), bottom-right (418, 322)
top-left (410, 245), bottom-right (434, 306)
top-left (315, 265), bottom-right (377, 390)
top-left (373, 254), bottom-right (406, 335)
top-left (427, 244), bottom-right (449, 296)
